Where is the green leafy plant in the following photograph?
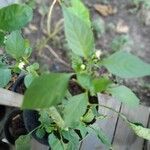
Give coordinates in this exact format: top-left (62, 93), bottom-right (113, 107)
top-left (132, 0), bottom-right (150, 8)
top-left (0, 0), bottom-right (150, 150)
top-left (0, 29), bottom-right (39, 88)
top-left (0, 4), bottom-right (33, 32)
top-left (0, 3), bottom-right (36, 88)
top-left (110, 35), bottom-right (133, 52)
top-left (93, 17), bottom-right (105, 38)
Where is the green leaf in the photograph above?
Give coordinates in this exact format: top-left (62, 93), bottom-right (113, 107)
top-left (38, 110), bottom-right (54, 133)
top-left (26, 63), bottom-right (39, 72)
top-left (0, 31), bottom-right (5, 46)
top-left (15, 135), bottom-right (31, 150)
top-left (24, 39), bottom-right (32, 58)
top-left (82, 108), bottom-right (95, 123)
top-left (48, 133), bottom-right (64, 150)
top-left (5, 30), bottom-right (26, 59)
top-left (107, 85), bottom-right (139, 107)
top-left (75, 123), bottom-right (88, 138)
top-left (39, 109), bottom-right (53, 125)
top-left (97, 128), bottom-right (111, 148)
top-left (48, 106), bottom-right (65, 129)
top-left (22, 73), bottom-right (72, 109)
top-left (62, 6), bottom-right (94, 58)
top-left (24, 74), bottom-right (34, 88)
top-left (110, 35), bottom-right (133, 52)
top-left (77, 73), bottom-right (95, 94)
top-left (93, 77), bottom-right (111, 93)
top-left (24, 73), bottom-right (37, 88)
top-left (36, 128), bottom-right (46, 139)
top-left (0, 61), bottom-right (9, 68)
top-left (71, 54), bottom-right (83, 72)
top-left (63, 93), bottom-right (88, 127)
top-left (102, 51), bottom-right (150, 78)
top-left (93, 17), bottom-right (105, 38)
top-left (0, 68), bottom-right (11, 87)
top-left (129, 122), bottom-right (150, 140)
top-left (0, 4), bottom-right (33, 31)
top-left (62, 130), bottom-right (80, 150)
top-left (26, 0), bottom-right (36, 9)
top-left (88, 125), bottom-right (111, 148)
top-left (68, 0), bottom-right (91, 26)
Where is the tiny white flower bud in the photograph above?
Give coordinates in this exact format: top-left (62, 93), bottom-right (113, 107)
top-left (80, 64), bottom-right (86, 70)
top-left (18, 62), bottom-right (25, 69)
top-left (95, 50), bottom-right (102, 59)
top-left (64, 127), bottom-right (69, 131)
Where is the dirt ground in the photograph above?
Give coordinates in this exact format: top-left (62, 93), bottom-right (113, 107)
top-left (87, 0), bottom-right (150, 106)
top-left (0, 0), bottom-right (150, 106)
top-left (22, 0), bottom-right (150, 106)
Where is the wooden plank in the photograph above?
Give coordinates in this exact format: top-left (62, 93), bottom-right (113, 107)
top-left (9, 138), bottom-right (49, 150)
top-left (0, 0), bottom-right (14, 8)
top-left (31, 138), bottom-right (49, 150)
top-left (147, 116), bottom-right (150, 150)
top-left (0, 88), bottom-right (23, 107)
top-left (112, 105), bottom-right (150, 150)
top-left (80, 94), bottom-right (121, 150)
top-left (143, 114), bottom-right (150, 150)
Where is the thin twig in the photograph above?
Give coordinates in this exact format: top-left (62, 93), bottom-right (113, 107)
top-left (45, 45), bottom-right (70, 68)
top-left (40, 15), bottom-right (47, 35)
top-left (47, 0), bottom-right (57, 35)
top-left (49, 19), bottom-right (64, 38)
top-left (38, 19), bottom-right (64, 54)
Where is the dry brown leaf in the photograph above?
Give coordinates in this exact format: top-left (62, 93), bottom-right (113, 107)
top-left (116, 20), bottom-right (129, 33)
top-left (94, 4), bottom-right (117, 17)
top-left (24, 28), bottom-right (31, 34)
top-left (29, 24), bottom-right (38, 31)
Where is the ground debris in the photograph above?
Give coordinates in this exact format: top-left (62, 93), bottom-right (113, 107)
top-left (94, 4), bottom-right (117, 17)
top-left (29, 24), bottom-right (38, 31)
top-left (115, 19), bottom-right (129, 33)
top-left (139, 7), bottom-right (150, 26)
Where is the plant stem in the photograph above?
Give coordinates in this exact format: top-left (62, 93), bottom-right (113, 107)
top-left (38, 37), bottom-right (51, 54)
top-left (47, 0), bottom-right (57, 35)
top-left (95, 104), bottom-right (127, 121)
top-left (49, 19), bottom-right (64, 38)
top-left (38, 18), bottom-right (64, 54)
top-left (45, 45), bottom-right (70, 68)
top-left (28, 124), bottom-right (43, 136)
top-left (22, 57), bottom-right (30, 65)
top-left (58, 130), bottom-right (66, 149)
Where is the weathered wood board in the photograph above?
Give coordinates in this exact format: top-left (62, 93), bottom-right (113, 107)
top-left (147, 117), bottom-right (150, 150)
top-left (144, 114), bottom-right (150, 150)
top-left (0, 88), bottom-right (23, 107)
top-left (31, 138), bottom-right (49, 150)
top-left (0, 0), bottom-right (14, 8)
top-left (80, 94), bottom-right (121, 150)
top-left (10, 138), bottom-right (49, 150)
top-left (112, 105), bottom-right (150, 150)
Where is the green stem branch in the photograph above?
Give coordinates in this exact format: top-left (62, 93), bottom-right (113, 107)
top-left (47, 0), bottom-right (57, 35)
top-left (95, 104), bottom-right (127, 121)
